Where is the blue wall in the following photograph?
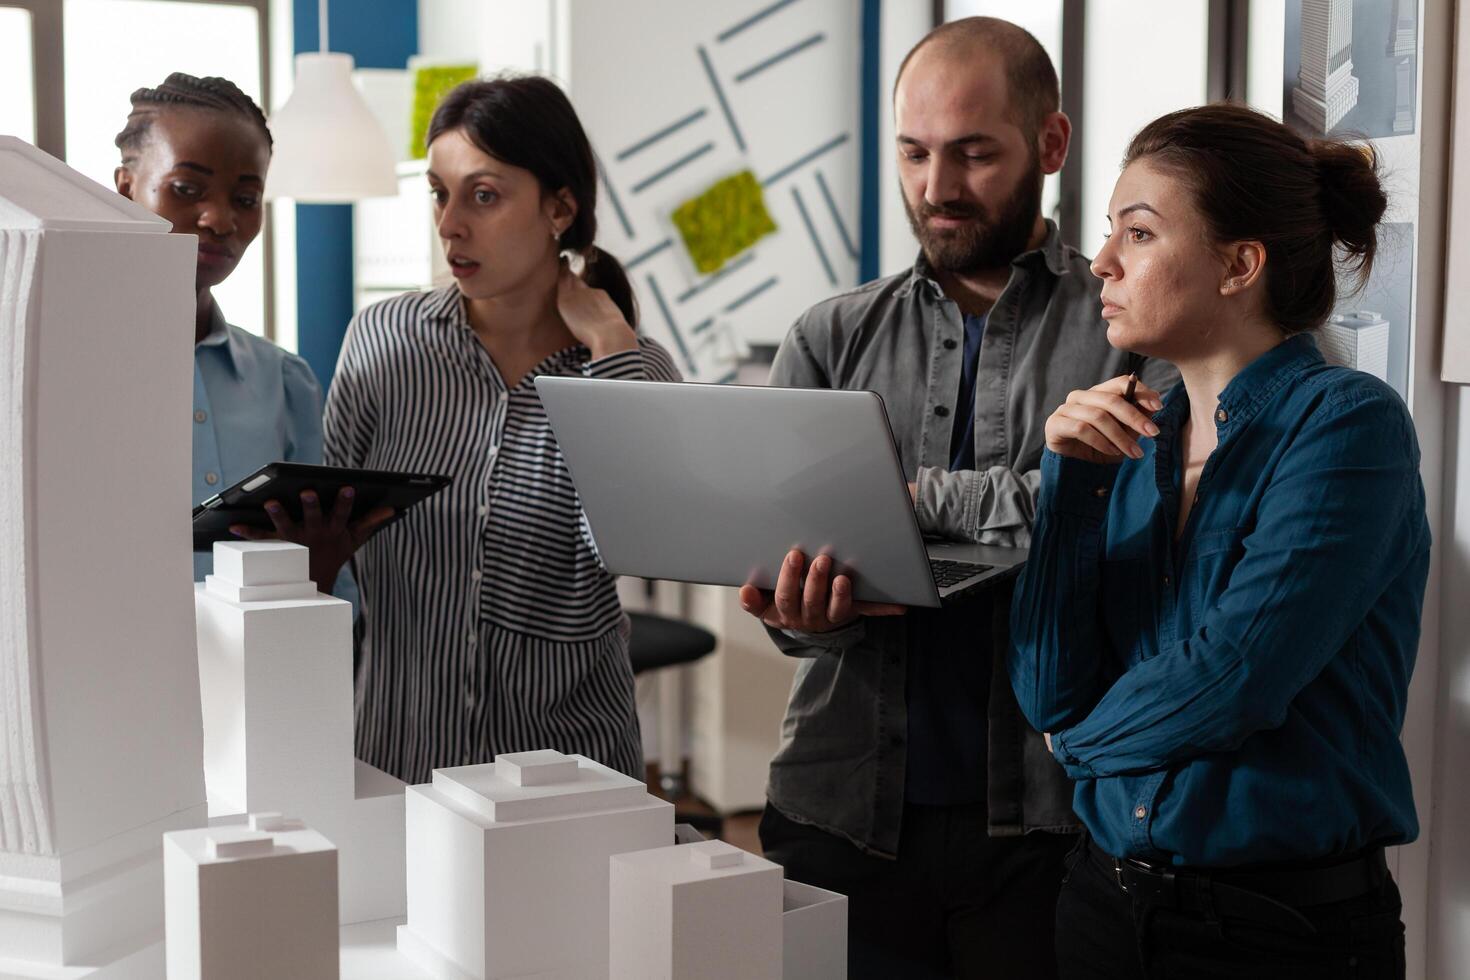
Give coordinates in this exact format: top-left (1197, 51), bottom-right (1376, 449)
top-left (291, 0), bottom-right (417, 389)
top-left (860, 0), bottom-right (881, 284)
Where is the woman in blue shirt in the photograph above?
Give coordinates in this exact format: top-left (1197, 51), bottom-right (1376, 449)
top-left (1009, 104), bottom-right (1428, 979)
top-left (113, 73), bottom-right (383, 590)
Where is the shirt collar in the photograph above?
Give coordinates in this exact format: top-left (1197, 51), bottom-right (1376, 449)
top-left (193, 300), bottom-right (247, 379)
top-left (424, 284), bottom-right (467, 324)
top-left (1215, 333), bottom-right (1323, 428)
top-left (422, 284), bottom-right (589, 380)
top-left (1152, 332), bottom-right (1323, 441)
top-left (897, 218), bottom-right (1069, 299)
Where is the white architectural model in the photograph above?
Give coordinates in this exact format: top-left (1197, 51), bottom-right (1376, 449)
top-left (610, 839), bottom-right (784, 980)
top-left (1320, 310), bottom-right (1392, 380)
top-left (195, 540), bottom-right (407, 924)
top-left (779, 880), bottom-right (848, 980)
top-left (1292, 0), bottom-right (1360, 133)
top-left (164, 814), bottom-right (339, 980)
top-left (1388, 0), bottom-right (1417, 133)
top-left (398, 750), bottom-right (674, 979)
top-left (608, 840), bottom-right (848, 980)
top-left (0, 137), bottom-right (204, 977)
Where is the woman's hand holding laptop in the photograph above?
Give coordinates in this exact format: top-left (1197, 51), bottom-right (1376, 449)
top-left (739, 549), bottom-right (907, 633)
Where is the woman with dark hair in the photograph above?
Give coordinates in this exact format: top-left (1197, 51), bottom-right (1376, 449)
top-left (1009, 103), bottom-right (1427, 978)
top-left (324, 75), bottom-right (679, 784)
top-left (114, 72), bottom-right (383, 590)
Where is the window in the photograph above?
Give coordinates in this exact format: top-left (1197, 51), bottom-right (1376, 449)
top-left (944, 1), bottom-right (1066, 223)
top-left (1246, 0), bottom-right (1287, 116)
top-left (0, 6), bottom-right (36, 143)
top-left (62, 0), bottom-right (268, 336)
top-left (1080, 0), bottom-right (1210, 256)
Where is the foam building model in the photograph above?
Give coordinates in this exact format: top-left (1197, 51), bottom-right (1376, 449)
top-left (1292, 0), bottom-right (1360, 134)
top-left (0, 137), bottom-right (205, 977)
top-left (778, 879), bottom-right (848, 980)
top-left (164, 813), bottom-right (339, 980)
top-left (397, 750), bottom-right (674, 979)
top-left (609, 839), bottom-right (783, 980)
top-left (1320, 310), bottom-right (1392, 380)
top-left (608, 840), bottom-right (847, 980)
top-left (195, 540), bottom-right (407, 924)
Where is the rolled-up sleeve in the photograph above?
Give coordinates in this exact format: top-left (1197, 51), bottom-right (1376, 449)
top-left (1051, 390), bottom-right (1424, 778)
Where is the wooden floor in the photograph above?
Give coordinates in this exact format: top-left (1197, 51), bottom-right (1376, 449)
top-left (647, 765), bottom-right (764, 856)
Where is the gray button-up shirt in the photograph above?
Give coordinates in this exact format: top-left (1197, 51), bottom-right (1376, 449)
top-left (764, 220), bottom-right (1179, 857)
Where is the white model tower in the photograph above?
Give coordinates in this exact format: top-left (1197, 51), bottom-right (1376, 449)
top-left (397, 750), bottom-right (674, 979)
top-left (163, 814), bottom-right (339, 980)
top-left (1320, 310), bottom-right (1392, 380)
top-left (194, 539), bottom-right (407, 924)
top-left (0, 137), bottom-right (205, 978)
top-left (609, 839), bottom-right (849, 980)
top-left (1388, 0), bottom-right (1416, 133)
top-left (1292, 0), bottom-right (1360, 133)
top-left (610, 839), bottom-right (784, 980)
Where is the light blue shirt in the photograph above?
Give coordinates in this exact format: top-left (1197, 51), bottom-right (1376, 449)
top-left (192, 302), bottom-right (353, 606)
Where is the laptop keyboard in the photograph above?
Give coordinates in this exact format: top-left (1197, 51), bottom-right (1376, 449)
top-left (930, 559), bottom-right (994, 588)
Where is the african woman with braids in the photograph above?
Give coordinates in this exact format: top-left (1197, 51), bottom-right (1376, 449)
top-left (114, 72), bottom-right (386, 591)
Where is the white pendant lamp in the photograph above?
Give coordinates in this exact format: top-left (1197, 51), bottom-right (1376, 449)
top-left (266, 0), bottom-right (397, 202)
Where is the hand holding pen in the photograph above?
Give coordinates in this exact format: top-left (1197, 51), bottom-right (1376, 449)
top-left (1044, 361), bottom-right (1164, 464)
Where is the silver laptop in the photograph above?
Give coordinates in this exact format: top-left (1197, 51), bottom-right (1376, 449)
top-left (535, 377), bottom-right (1028, 609)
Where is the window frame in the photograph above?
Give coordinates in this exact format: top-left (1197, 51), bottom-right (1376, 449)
top-left (6, 0), bottom-right (275, 340)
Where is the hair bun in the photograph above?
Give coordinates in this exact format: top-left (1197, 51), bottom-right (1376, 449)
top-left (1309, 139), bottom-right (1387, 279)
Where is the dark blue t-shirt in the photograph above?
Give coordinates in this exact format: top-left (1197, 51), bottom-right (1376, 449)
top-left (906, 313), bottom-right (992, 806)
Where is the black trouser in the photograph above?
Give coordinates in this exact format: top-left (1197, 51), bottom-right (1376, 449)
top-left (759, 801), bottom-right (1074, 979)
top-left (1055, 835), bottom-right (1407, 979)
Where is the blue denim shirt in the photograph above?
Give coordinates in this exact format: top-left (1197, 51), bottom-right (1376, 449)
top-left (1009, 334), bottom-right (1429, 868)
top-left (192, 303), bottom-right (356, 605)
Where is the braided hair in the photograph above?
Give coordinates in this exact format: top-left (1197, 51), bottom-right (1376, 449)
top-left (115, 72), bottom-right (272, 165)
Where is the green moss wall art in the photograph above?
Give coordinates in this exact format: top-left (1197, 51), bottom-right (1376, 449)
top-left (410, 64), bottom-right (480, 159)
top-left (671, 170), bottom-right (778, 275)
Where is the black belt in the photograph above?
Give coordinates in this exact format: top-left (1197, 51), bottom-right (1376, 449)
top-left (1085, 838), bottom-right (1388, 935)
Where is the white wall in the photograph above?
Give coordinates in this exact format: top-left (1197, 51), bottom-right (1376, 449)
top-left (1426, 4), bottom-right (1470, 974)
top-left (878, 0), bottom-right (931, 277)
top-left (419, 0), bottom-right (865, 381)
top-left (1432, 387), bottom-right (1470, 979)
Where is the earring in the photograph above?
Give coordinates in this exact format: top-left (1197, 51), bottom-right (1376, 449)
top-left (550, 224), bottom-right (562, 242)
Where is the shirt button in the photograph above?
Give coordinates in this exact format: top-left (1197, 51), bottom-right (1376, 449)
top-left (471, 569), bottom-right (483, 581)
top-left (934, 405), bottom-right (950, 418)
top-left (204, 472), bottom-right (219, 486)
top-left (1135, 806), bottom-right (1148, 820)
top-left (943, 339), bottom-right (958, 350)
top-left (478, 505), bottom-right (488, 517)
top-left (466, 630), bottom-right (476, 644)
top-left (1163, 575), bottom-right (1171, 586)
top-left (1093, 486), bottom-right (1109, 498)
top-left (1215, 409), bottom-right (1229, 424)
top-left (194, 410), bottom-right (207, 423)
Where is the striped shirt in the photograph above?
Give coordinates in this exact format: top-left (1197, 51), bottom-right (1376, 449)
top-left (323, 285), bottom-right (680, 784)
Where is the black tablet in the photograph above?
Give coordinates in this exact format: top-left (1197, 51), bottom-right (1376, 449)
top-left (192, 462), bottom-right (451, 551)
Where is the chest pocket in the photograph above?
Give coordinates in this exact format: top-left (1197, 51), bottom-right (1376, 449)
top-left (1187, 525), bottom-right (1252, 621)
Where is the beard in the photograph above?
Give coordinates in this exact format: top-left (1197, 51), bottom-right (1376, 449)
top-left (903, 162), bottom-right (1043, 275)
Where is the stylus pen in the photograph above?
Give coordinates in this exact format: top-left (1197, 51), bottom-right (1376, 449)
top-left (1122, 352), bottom-right (1146, 406)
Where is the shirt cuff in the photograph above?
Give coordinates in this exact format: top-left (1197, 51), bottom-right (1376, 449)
top-left (780, 617), bottom-right (867, 651)
top-left (913, 465), bottom-right (980, 540)
top-left (583, 347), bottom-right (645, 381)
top-left (1050, 728), bottom-right (1096, 779)
top-left (1038, 449), bottom-right (1122, 521)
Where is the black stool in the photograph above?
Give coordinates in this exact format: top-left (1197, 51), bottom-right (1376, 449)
top-left (627, 610), bottom-right (719, 835)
